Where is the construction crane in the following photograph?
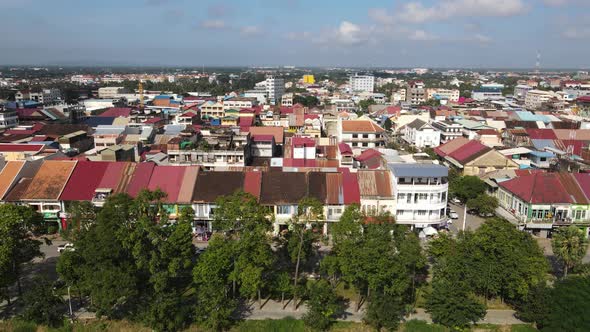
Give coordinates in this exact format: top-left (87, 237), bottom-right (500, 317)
top-left (138, 80), bottom-right (144, 111)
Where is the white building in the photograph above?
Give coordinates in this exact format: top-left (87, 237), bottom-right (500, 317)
top-left (525, 90), bottom-right (557, 110)
top-left (281, 93), bottom-right (294, 107)
top-left (265, 77), bottom-right (285, 105)
top-left (513, 85), bottom-right (533, 100)
top-left (223, 97), bottom-right (258, 110)
top-left (402, 119), bottom-right (441, 148)
top-left (349, 74), bottom-right (375, 93)
top-left (98, 86), bottom-right (126, 99)
top-left (389, 163), bottom-right (449, 228)
top-left (427, 88), bottom-right (460, 102)
top-left (15, 88), bottom-right (61, 104)
top-left (431, 121), bottom-right (463, 143)
top-left (338, 119), bottom-right (385, 152)
top-left (0, 107), bottom-right (18, 130)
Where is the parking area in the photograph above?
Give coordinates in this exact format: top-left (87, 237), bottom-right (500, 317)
top-left (446, 202), bottom-right (487, 234)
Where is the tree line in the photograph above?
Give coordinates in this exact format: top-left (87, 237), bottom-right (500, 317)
top-left (1, 189), bottom-right (590, 331)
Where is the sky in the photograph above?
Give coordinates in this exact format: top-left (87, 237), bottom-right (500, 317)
top-left (0, 0), bottom-right (589, 68)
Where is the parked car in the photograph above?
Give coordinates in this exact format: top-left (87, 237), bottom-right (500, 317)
top-left (449, 211), bottom-right (459, 219)
top-left (57, 243), bottom-right (74, 253)
top-left (451, 197), bottom-right (462, 204)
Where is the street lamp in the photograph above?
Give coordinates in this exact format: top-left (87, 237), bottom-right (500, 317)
top-left (462, 200), bottom-right (467, 232)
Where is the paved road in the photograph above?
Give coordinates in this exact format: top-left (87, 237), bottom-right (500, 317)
top-left (447, 202), bottom-right (487, 234)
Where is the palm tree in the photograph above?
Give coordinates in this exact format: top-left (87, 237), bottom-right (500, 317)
top-left (552, 226), bottom-right (589, 277)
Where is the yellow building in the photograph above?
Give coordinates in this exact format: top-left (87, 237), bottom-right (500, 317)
top-left (303, 75), bottom-right (315, 84)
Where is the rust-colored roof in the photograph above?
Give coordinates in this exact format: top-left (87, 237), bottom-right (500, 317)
top-left (249, 127), bottom-right (284, 144)
top-left (434, 137), bottom-right (470, 157)
top-left (553, 129), bottom-right (590, 141)
top-left (0, 161), bottom-right (25, 199)
top-left (177, 166), bottom-right (199, 204)
top-left (4, 178), bottom-right (33, 202)
top-left (21, 160), bottom-right (77, 201)
top-left (326, 172), bottom-right (344, 205)
top-left (260, 172), bottom-right (308, 205)
top-left (341, 120), bottom-right (385, 133)
top-left (308, 172), bottom-right (327, 204)
top-left (243, 171), bottom-right (262, 200)
top-left (357, 170), bottom-right (392, 197)
top-left (193, 171), bottom-right (245, 203)
top-left (558, 172), bottom-right (589, 204)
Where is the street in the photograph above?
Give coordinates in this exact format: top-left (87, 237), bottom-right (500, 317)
top-left (447, 202), bottom-right (487, 234)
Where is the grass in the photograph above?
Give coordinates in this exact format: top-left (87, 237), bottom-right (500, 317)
top-left (403, 319), bottom-right (448, 332)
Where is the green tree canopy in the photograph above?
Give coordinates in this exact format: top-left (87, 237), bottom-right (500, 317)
top-left (426, 278), bottom-right (486, 329)
top-left (552, 225), bottom-right (589, 277)
top-left (20, 277), bottom-right (66, 328)
top-left (303, 279), bottom-right (343, 331)
top-left (466, 194), bottom-right (499, 216)
top-left (543, 276), bottom-right (590, 331)
top-left (450, 176), bottom-right (487, 203)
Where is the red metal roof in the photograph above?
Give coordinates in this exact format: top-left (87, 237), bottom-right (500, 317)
top-left (99, 107), bottom-right (132, 118)
top-left (526, 129), bottom-right (557, 140)
top-left (243, 171), bottom-right (262, 200)
top-left (341, 168), bottom-right (360, 204)
top-left (147, 165), bottom-right (186, 203)
top-left (292, 137), bottom-right (316, 147)
top-left (252, 135), bottom-right (274, 142)
top-left (448, 140), bottom-right (490, 164)
top-left (60, 161), bottom-right (109, 201)
top-left (574, 173), bottom-right (590, 200)
top-left (126, 162), bottom-right (155, 197)
top-left (499, 172), bottom-right (572, 204)
top-left (143, 117), bottom-right (165, 124)
top-left (338, 143), bottom-right (353, 155)
top-left (0, 143), bottom-right (44, 153)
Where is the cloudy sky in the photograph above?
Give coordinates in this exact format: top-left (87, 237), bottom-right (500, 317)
top-left (0, 0), bottom-right (588, 68)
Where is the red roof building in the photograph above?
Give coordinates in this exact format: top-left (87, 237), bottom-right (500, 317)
top-left (147, 165), bottom-right (186, 203)
top-left (60, 161), bottom-right (110, 201)
top-left (126, 162), bottom-right (155, 197)
top-left (499, 172), bottom-right (572, 204)
top-left (99, 107), bottom-right (133, 118)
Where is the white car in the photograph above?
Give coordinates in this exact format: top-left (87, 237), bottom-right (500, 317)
top-left (57, 243), bottom-right (74, 253)
top-left (449, 211), bottom-right (459, 219)
top-left (451, 198), bottom-right (462, 204)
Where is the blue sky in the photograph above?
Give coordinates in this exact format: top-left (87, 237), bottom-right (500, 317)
top-left (0, 0), bottom-right (589, 68)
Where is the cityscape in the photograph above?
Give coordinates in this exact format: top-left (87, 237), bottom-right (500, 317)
top-left (1, 1), bottom-right (590, 332)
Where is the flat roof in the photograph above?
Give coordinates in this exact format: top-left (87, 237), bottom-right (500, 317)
top-left (388, 163), bottom-right (448, 178)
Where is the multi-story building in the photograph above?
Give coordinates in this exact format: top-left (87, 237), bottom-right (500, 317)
top-left (427, 88), bottom-right (460, 102)
top-left (472, 86), bottom-right (503, 101)
top-left (265, 77), bottom-right (285, 105)
top-left (281, 93), bottom-right (293, 107)
top-left (513, 85), bottom-right (533, 100)
top-left (402, 119), bottom-right (441, 148)
top-left (524, 90), bottom-right (557, 110)
top-left (302, 75), bottom-right (315, 84)
top-left (431, 121), bottom-right (463, 143)
top-left (15, 89), bottom-right (61, 104)
top-left (200, 100), bottom-right (224, 119)
top-left (338, 119), bottom-right (385, 151)
top-left (0, 106), bottom-right (18, 130)
top-left (98, 86), bottom-right (127, 99)
top-left (406, 81), bottom-right (427, 105)
top-left (389, 163), bottom-right (449, 228)
top-left (349, 74), bottom-right (375, 93)
top-left (223, 97), bottom-right (258, 110)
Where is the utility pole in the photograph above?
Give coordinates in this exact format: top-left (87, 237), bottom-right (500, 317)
top-left (68, 286), bottom-right (73, 321)
top-left (462, 201), bottom-right (468, 231)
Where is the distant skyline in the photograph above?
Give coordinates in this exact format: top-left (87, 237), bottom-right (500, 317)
top-left (1, 0), bottom-right (589, 68)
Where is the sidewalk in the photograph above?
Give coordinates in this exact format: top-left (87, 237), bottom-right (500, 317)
top-left (407, 308), bottom-right (522, 325)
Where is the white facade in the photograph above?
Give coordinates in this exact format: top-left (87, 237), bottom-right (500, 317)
top-left (513, 85), bottom-right (533, 100)
top-left (223, 98), bottom-right (257, 110)
top-left (525, 90), bottom-right (557, 110)
top-left (427, 88), bottom-right (460, 102)
top-left (403, 121), bottom-right (441, 148)
top-left (389, 164), bottom-right (449, 228)
top-left (98, 86), bottom-right (126, 99)
top-left (281, 93), bottom-right (293, 106)
top-left (265, 77), bottom-right (285, 105)
top-left (349, 74), bottom-right (375, 93)
top-left (0, 108), bottom-right (18, 129)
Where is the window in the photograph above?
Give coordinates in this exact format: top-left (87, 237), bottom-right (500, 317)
top-left (362, 134), bottom-right (368, 138)
top-left (398, 193), bottom-right (406, 201)
top-left (418, 193), bottom-right (428, 200)
top-left (417, 210), bottom-right (427, 216)
top-left (277, 205), bottom-right (291, 214)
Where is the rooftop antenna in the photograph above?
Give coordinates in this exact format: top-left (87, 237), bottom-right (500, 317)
top-left (535, 50), bottom-right (541, 74)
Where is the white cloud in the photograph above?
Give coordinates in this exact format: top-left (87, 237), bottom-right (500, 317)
top-left (371, 0), bottom-right (528, 24)
top-left (200, 19), bottom-right (226, 29)
top-left (285, 31), bottom-right (311, 41)
top-left (543, 0), bottom-right (568, 5)
top-left (240, 25), bottom-right (262, 36)
top-left (334, 21), bottom-right (364, 45)
top-left (408, 29), bottom-right (437, 41)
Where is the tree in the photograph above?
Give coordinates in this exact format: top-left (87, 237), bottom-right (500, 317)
top-left (20, 277), bottom-right (65, 327)
top-left (384, 117), bottom-right (393, 131)
top-left (302, 280), bottom-right (343, 331)
top-left (289, 197), bottom-right (324, 309)
top-left (62, 201), bottom-right (96, 242)
top-left (273, 271), bottom-right (292, 307)
top-left (552, 225), bottom-right (589, 277)
top-left (426, 279), bottom-right (486, 329)
top-left (466, 194), bottom-right (499, 216)
top-left (514, 283), bottom-right (550, 329)
top-left (358, 98), bottom-right (376, 111)
top-left (293, 95), bottom-right (319, 107)
top-left (422, 147), bottom-right (438, 160)
top-left (364, 292), bottom-right (404, 332)
top-left (543, 276), bottom-right (590, 331)
top-left (450, 176), bottom-right (487, 202)
top-left (0, 205), bottom-right (43, 300)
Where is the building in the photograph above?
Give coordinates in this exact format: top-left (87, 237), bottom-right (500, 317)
top-left (389, 163), bottom-right (449, 228)
top-left (472, 86), bottom-right (503, 101)
top-left (435, 138), bottom-right (519, 176)
top-left (281, 93), bottom-right (293, 107)
top-left (524, 90), bottom-right (557, 110)
top-left (402, 119), bottom-right (441, 148)
top-left (427, 88), bottom-right (460, 102)
top-left (0, 107), bottom-right (18, 130)
top-left (349, 74), bottom-right (375, 93)
top-left (15, 89), bottom-right (61, 104)
top-left (431, 121), bottom-right (463, 143)
top-left (223, 97), bottom-right (258, 110)
top-left (98, 86), bottom-right (127, 99)
top-left (513, 85), bottom-right (533, 100)
top-left (406, 81), bottom-right (427, 105)
top-left (265, 77), bottom-right (285, 105)
top-left (303, 75), bottom-right (315, 84)
top-left (338, 119), bottom-right (385, 151)
top-left (200, 100), bottom-right (224, 119)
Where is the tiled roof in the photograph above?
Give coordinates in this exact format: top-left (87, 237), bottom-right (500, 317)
top-left (499, 172), bottom-right (572, 204)
top-left (338, 143), bottom-right (353, 155)
top-left (341, 120), bottom-right (385, 133)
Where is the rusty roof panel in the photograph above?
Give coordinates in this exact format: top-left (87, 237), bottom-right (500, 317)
top-left (5, 178), bottom-right (33, 202)
top-left (21, 160), bottom-right (77, 201)
top-left (243, 171), bottom-right (262, 200)
top-left (193, 171), bottom-right (244, 203)
top-left (0, 161), bottom-right (25, 200)
top-left (260, 172), bottom-right (307, 205)
top-left (357, 170), bottom-right (392, 198)
top-left (308, 172), bottom-right (327, 204)
top-left (177, 166), bottom-right (199, 204)
top-left (326, 172), bottom-right (344, 205)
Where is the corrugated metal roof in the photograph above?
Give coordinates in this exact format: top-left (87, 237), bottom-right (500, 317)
top-left (526, 129), bottom-right (557, 140)
top-left (126, 162), bottom-right (155, 198)
top-left (5, 178), bottom-right (33, 202)
top-left (21, 160), bottom-right (77, 201)
top-left (243, 171), bottom-right (262, 200)
top-left (434, 137), bottom-right (469, 157)
top-left (388, 163), bottom-right (448, 178)
top-left (60, 161), bottom-right (109, 201)
top-left (357, 170), bottom-right (392, 198)
top-left (448, 140), bottom-right (490, 164)
top-left (326, 172), bottom-right (344, 205)
top-left (0, 161), bottom-right (25, 199)
top-left (259, 172), bottom-right (307, 205)
top-left (308, 172), bottom-right (327, 204)
top-left (177, 166), bottom-right (199, 204)
top-left (147, 166), bottom-right (186, 203)
top-left (499, 173), bottom-right (572, 204)
top-left (193, 171), bottom-right (244, 203)
top-left (558, 173), bottom-right (589, 204)
top-left (341, 168), bottom-right (360, 204)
